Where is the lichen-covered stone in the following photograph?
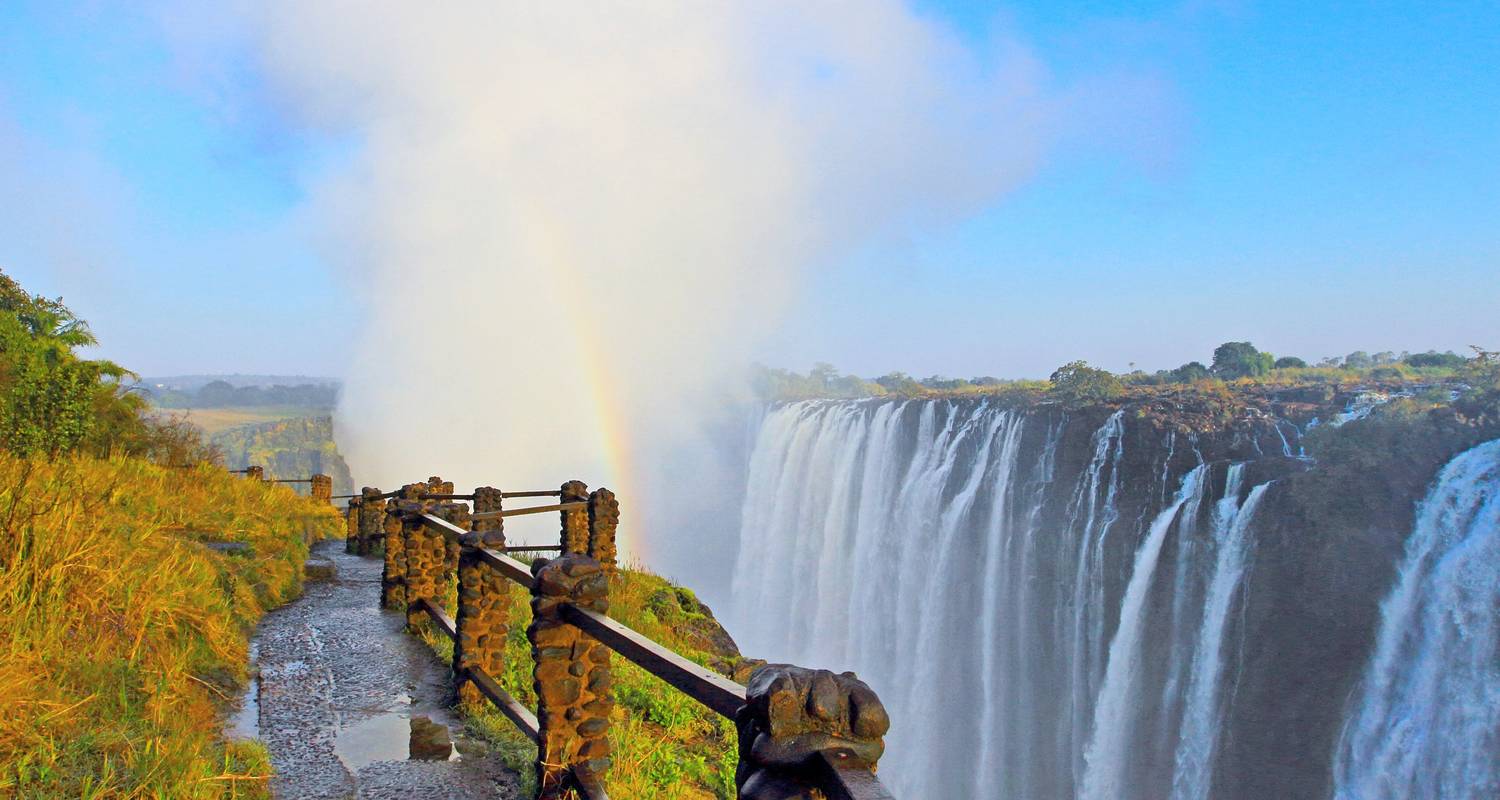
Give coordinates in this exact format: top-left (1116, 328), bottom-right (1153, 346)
top-left (527, 553), bottom-right (612, 798)
top-left (587, 488), bottom-right (619, 571)
top-left (559, 481), bottom-right (589, 555)
top-left (310, 473), bottom-right (333, 503)
top-left (381, 483), bottom-right (429, 609)
top-left (453, 529), bottom-right (509, 706)
top-left (358, 486), bottom-right (386, 557)
top-left (735, 664), bottom-right (890, 800)
top-left (345, 498), bottom-right (361, 553)
top-left (245, 465), bottom-right (264, 481)
top-left (471, 486), bottom-right (506, 548)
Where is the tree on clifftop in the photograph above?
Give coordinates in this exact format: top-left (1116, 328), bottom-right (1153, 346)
top-left (1049, 361), bottom-right (1124, 403)
top-left (1211, 341), bottom-right (1274, 379)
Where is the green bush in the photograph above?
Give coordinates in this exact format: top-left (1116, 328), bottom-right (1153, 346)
top-left (1048, 361), bottom-right (1124, 403)
top-left (1211, 341), bottom-right (1275, 379)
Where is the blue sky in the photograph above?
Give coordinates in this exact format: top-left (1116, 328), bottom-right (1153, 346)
top-left (1, 1), bottom-right (1496, 379)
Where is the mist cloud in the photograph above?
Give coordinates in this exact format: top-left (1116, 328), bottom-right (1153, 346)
top-left (216, 2), bottom-right (1070, 557)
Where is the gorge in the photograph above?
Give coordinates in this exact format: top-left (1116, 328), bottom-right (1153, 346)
top-left (727, 393), bottom-right (1498, 799)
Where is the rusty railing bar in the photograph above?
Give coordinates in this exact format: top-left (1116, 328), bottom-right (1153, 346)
top-left (419, 493), bottom-right (476, 501)
top-left (502, 489), bottom-right (563, 498)
top-left (269, 478), bottom-right (314, 483)
top-left (501, 544), bottom-right (564, 553)
top-left (465, 665), bottom-right (541, 743)
top-left (413, 597), bottom-right (457, 640)
top-left (813, 752), bottom-right (896, 800)
top-left (470, 501), bottom-right (584, 521)
top-left (560, 604), bottom-right (747, 720)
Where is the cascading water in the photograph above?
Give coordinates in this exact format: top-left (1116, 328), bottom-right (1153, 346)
top-left (729, 400), bottom-right (1289, 798)
top-left (1333, 438), bottom-right (1500, 800)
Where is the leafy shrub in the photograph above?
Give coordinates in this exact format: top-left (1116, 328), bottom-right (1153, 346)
top-left (1404, 350), bottom-right (1467, 369)
top-left (1211, 341), bottom-right (1275, 379)
top-left (1048, 361), bottom-right (1124, 403)
top-left (1273, 356), bottom-right (1308, 369)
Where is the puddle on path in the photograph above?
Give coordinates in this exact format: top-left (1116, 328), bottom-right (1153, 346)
top-left (228, 641), bottom-right (260, 740)
top-left (336, 711), bottom-right (461, 770)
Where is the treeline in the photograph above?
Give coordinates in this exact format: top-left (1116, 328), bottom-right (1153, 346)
top-left (758, 340), bottom-right (1495, 410)
top-left (753, 362), bottom-right (1035, 400)
top-left (1134, 342), bottom-right (1470, 385)
top-left (149, 380), bottom-right (338, 409)
top-left (0, 270), bottom-right (216, 464)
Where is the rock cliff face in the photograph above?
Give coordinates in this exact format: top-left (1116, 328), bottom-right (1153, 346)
top-left (213, 416), bottom-right (354, 497)
top-left (726, 391), bottom-right (1497, 799)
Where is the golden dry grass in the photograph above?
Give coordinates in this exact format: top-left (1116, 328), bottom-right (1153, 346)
top-left (0, 455), bottom-right (341, 798)
top-left (177, 408), bottom-right (316, 436)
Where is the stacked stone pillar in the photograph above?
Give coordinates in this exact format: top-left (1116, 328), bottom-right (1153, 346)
top-left (357, 487), bottom-right (386, 557)
top-left (310, 473), bottom-right (333, 503)
top-left (431, 500), bottom-right (470, 579)
top-left (381, 483), bottom-right (426, 609)
top-left (344, 498), bottom-right (361, 553)
top-left (471, 486), bottom-right (506, 548)
top-left (245, 465), bottom-right (264, 481)
top-left (453, 527), bottom-right (509, 706)
top-left (733, 664), bottom-right (891, 800)
top-left (401, 508), bottom-right (447, 630)
top-left (527, 554), bottom-right (613, 798)
top-left (587, 488), bottom-right (619, 572)
top-left (559, 480), bottom-right (590, 555)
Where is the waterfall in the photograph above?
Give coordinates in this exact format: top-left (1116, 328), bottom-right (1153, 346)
top-left (1333, 438), bottom-right (1500, 800)
top-left (1171, 475), bottom-right (1270, 800)
top-left (1080, 464), bottom-right (1208, 800)
top-left (730, 400), bottom-right (1286, 798)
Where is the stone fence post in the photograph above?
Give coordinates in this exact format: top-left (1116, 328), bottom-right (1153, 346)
top-left (559, 480), bottom-right (589, 555)
top-left (471, 486), bottom-right (506, 549)
top-left (245, 465), bottom-right (264, 481)
top-left (734, 664), bottom-right (891, 800)
top-left (357, 487), bottom-right (385, 557)
top-left (431, 501), bottom-right (470, 579)
top-left (453, 526), bottom-right (509, 706)
top-left (587, 488), bottom-right (619, 571)
top-left (402, 507), bottom-right (445, 631)
top-left (344, 497), bottom-right (361, 553)
top-left (381, 482), bottom-right (427, 609)
top-left (310, 474), bottom-right (333, 503)
top-left (528, 553), bottom-right (613, 798)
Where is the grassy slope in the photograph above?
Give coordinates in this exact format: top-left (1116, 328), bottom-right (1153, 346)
top-left (0, 456), bottom-right (342, 799)
top-left (416, 564), bottom-right (741, 799)
top-left (177, 407), bottom-right (328, 436)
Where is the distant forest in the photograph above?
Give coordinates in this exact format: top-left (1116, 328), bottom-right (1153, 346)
top-left (147, 379), bottom-right (339, 409)
top-left (756, 343), bottom-right (1488, 404)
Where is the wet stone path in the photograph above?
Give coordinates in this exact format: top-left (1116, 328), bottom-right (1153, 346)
top-left (239, 540), bottom-right (519, 799)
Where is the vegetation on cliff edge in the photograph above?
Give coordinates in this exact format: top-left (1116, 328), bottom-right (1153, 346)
top-left (0, 457), bottom-right (341, 798)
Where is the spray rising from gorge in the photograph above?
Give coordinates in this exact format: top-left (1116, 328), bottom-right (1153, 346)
top-left (197, 1), bottom-right (1128, 560)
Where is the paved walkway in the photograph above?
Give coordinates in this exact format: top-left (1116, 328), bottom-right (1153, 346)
top-left (241, 540), bottom-right (519, 799)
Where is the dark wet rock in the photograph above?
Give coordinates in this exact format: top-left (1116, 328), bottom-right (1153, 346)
top-left (407, 716), bottom-right (452, 760)
top-left (304, 557), bottom-right (337, 581)
top-left (248, 540), bottom-right (519, 799)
